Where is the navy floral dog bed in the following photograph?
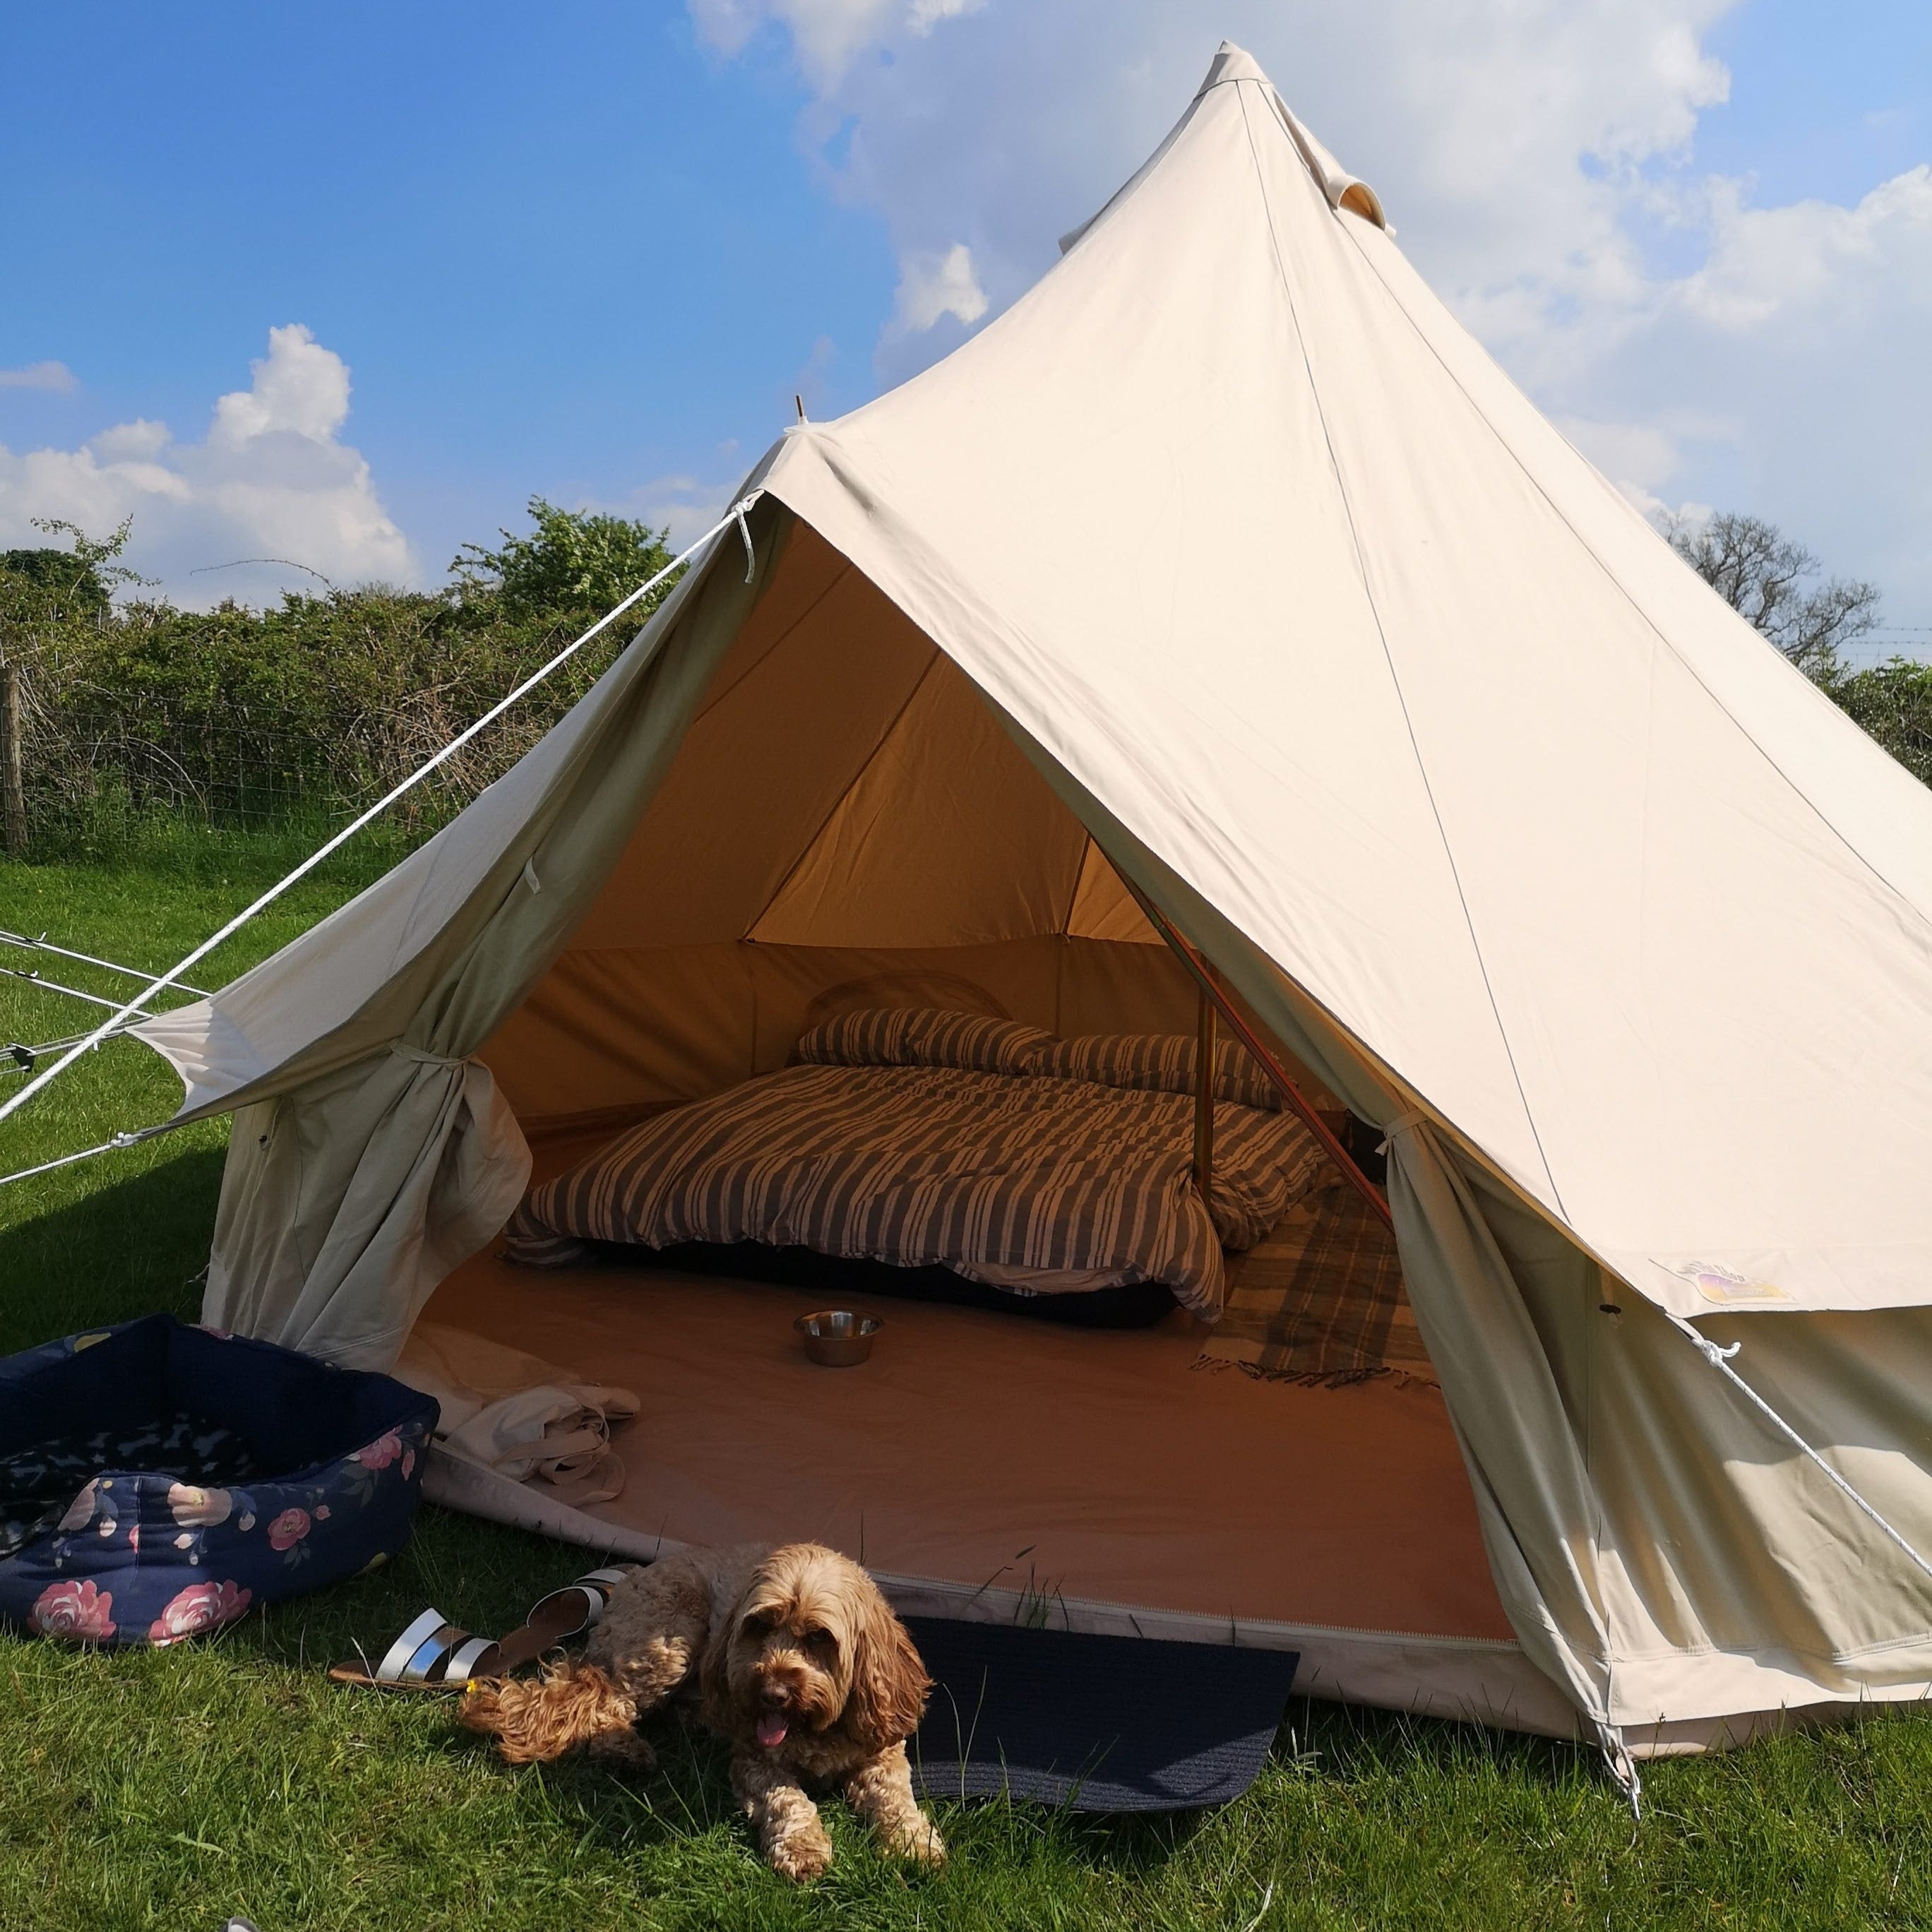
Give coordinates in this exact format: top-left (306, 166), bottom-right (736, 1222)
top-left (0, 1314), bottom-right (437, 1647)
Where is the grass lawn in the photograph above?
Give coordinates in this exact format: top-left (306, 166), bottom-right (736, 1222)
top-left (4, 828), bottom-right (1931, 1931)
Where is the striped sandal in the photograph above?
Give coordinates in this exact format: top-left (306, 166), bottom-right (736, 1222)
top-left (494, 1566), bottom-right (631, 1673)
top-left (328, 1566), bottom-right (632, 1692)
top-left (328, 1606), bottom-right (503, 1691)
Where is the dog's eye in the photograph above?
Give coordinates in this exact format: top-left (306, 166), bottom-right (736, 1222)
top-left (799, 1626), bottom-right (835, 1656)
top-left (740, 1613), bottom-right (774, 1640)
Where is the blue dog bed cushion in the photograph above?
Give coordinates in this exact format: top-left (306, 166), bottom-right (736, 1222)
top-left (0, 1314), bottom-right (438, 1647)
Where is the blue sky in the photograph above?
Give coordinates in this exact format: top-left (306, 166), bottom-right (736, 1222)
top-left (1, 4), bottom-right (884, 585)
top-left (3, 1), bottom-right (1928, 650)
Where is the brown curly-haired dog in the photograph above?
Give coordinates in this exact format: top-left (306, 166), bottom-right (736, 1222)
top-left (462, 1542), bottom-right (945, 1881)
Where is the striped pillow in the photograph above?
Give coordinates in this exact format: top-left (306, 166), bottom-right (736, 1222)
top-left (791, 1008), bottom-right (1056, 1077)
top-left (1044, 1034), bottom-right (1284, 1113)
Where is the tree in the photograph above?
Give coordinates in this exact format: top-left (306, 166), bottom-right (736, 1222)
top-left (0, 518), bottom-right (142, 854)
top-left (450, 496), bottom-right (676, 621)
top-left (1666, 511), bottom-right (1881, 679)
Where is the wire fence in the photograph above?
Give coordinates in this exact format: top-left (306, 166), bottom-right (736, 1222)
top-left (21, 685), bottom-right (542, 832)
top-left (5, 588), bottom-right (648, 850)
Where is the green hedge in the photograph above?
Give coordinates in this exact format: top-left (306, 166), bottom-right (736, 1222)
top-left (4, 499), bottom-right (676, 854)
top-left (1823, 657), bottom-right (1932, 787)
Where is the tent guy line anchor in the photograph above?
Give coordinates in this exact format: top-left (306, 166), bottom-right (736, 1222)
top-left (4, 1022), bottom-right (141, 1075)
top-left (0, 492), bottom-right (764, 1155)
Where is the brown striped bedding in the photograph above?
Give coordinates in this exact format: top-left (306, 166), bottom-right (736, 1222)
top-left (502, 1061), bottom-right (1327, 1316)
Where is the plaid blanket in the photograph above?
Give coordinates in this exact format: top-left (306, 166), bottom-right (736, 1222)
top-left (1197, 1178), bottom-right (1435, 1385)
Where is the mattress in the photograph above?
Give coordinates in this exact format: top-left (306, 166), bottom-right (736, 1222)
top-left (503, 1060), bottom-right (1326, 1315)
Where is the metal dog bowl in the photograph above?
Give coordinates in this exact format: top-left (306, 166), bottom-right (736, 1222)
top-left (794, 1309), bottom-right (883, 1367)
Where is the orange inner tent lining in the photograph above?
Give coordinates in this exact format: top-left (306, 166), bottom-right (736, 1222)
top-left (453, 513), bottom-right (1508, 1643)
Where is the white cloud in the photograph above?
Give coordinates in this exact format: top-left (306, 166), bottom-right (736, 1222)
top-left (1578, 164), bottom-right (1932, 635)
top-left (209, 323), bottom-right (354, 447)
top-left (1555, 417), bottom-right (1686, 493)
top-left (887, 242), bottom-right (987, 335)
top-left (1678, 167), bottom-right (1932, 335)
top-left (0, 325), bottom-right (412, 605)
top-left (690, 0), bottom-right (983, 83)
top-left (691, 0), bottom-right (1932, 638)
top-left (618, 472), bottom-right (739, 549)
top-left (1617, 481), bottom-right (1715, 532)
top-left (690, 0), bottom-right (896, 88)
top-left (907, 0), bottom-right (982, 34)
top-left (701, 1), bottom-right (1740, 329)
top-left (0, 360), bottom-right (78, 393)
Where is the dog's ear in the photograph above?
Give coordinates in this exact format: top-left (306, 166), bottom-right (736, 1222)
top-left (845, 1587), bottom-right (931, 1753)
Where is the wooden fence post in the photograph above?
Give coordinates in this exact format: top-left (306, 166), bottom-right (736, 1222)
top-left (1, 655), bottom-right (27, 855)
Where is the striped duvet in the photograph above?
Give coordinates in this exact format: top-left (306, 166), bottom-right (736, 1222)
top-left (502, 1063), bottom-right (1327, 1316)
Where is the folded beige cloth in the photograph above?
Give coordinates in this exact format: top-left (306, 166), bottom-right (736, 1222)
top-left (395, 1320), bottom-right (640, 1507)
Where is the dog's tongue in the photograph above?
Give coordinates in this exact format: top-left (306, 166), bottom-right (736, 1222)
top-left (756, 1713), bottom-right (789, 1750)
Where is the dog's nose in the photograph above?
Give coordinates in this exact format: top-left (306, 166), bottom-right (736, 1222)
top-left (759, 1683), bottom-right (790, 1710)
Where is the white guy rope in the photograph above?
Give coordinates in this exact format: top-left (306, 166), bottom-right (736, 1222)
top-left (0, 929), bottom-right (211, 998)
top-left (0, 1124), bottom-right (172, 1189)
top-left (1666, 1309), bottom-right (1932, 1585)
top-left (0, 964), bottom-right (199, 1014)
top-left (0, 491), bottom-right (763, 1140)
top-left (0, 966), bottom-right (129, 1011)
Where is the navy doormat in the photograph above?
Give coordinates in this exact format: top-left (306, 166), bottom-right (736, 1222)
top-left (905, 1617), bottom-right (1299, 1813)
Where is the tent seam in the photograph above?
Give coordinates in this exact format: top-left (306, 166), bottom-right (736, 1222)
top-left (1335, 217), bottom-right (1932, 948)
top-left (1056, 835), bottom-right (1098, 938)
top-left (739, 647), bottom-right (943, 939)
top-left (1232, 83), bottom-right (1569, 1217)
top-left (691, 556), bottom-right (855, 726)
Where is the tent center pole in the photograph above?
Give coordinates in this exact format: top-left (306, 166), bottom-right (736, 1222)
top-left (1193, 982), bottom-right (1216, 1210)
top-left (1120, 876), bottom-right (1393, 1229)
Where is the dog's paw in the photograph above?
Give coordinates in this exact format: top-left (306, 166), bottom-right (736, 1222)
top-left (768, 1820), bottom-right (835, 1883)
top-left (886, 1817), bottom-right (947, 1868)
top-left (588, 1727), bottom-right (657, 1772)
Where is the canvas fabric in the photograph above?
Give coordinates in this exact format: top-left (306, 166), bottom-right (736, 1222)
top-left (189, 518), bottom-right (788, 1366)
top-left (751, 56), bottom-right (1932, 1321)
top-left (393, 1320), bottom-right (639, 1508)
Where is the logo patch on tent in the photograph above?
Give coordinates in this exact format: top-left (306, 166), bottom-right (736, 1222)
top-left (1662, 1262), bottom-right (1788, 1306)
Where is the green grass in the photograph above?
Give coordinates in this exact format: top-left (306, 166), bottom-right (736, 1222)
top-left (5, 831), bottom-right (1932, 1929)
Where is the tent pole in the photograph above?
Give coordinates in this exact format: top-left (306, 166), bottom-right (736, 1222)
top-left (1193, 982), bottom-right (1216, 1209)
top-left (1121, 876), bottom-right (1394, 1229)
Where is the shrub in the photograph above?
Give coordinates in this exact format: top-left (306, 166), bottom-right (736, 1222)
top-left (1, 501), bottom-right (677, 852)
top-left (1823, 657), bottom-right (1932, 787)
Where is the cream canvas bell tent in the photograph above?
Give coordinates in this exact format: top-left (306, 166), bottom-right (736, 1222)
top-left (130, 42), bottom-right (1932, 1773)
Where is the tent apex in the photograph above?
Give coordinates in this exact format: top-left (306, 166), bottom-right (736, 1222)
top-left (1198, 40), bottom-right (1272, 95)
